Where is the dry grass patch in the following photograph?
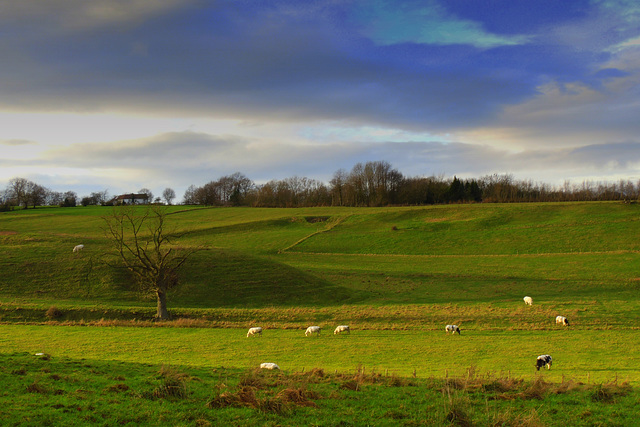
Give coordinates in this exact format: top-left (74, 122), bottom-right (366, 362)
top-left (207, 370), bottom-right (322, 414)
top-left (26, 381), bottom-right (48, 394)
top-left (150, 365), bottom-right (190, 399)
top-left (105, 383), bottom-right (130, 393)
top-left (590, 381), bottom-right (632, 403)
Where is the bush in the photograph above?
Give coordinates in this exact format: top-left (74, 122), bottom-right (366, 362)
top-left (45, 306), bottom-right (63, 320)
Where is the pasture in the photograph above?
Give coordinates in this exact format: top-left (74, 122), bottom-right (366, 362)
top-left (1, 202), bottom-right (640, 424)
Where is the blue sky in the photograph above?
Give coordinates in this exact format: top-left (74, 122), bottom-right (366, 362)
top-left (1, 0), bottom-right (639, 199)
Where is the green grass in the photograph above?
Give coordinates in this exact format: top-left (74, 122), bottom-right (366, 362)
top-left (1, 351), bottom-right (637, 426)
top-left (2, 202), bottom-right (640, 422)
top-left (1, 325), bottom-right (639, 383)
top-left (2, 202), bottom-right (639, 310)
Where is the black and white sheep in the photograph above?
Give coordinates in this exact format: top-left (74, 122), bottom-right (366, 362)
top-left (555, 316), bottom-right (569, 326)
top-left (445, 325), bottom-right (461, 335)
top-left (536, 354), bottom-right (552, 371)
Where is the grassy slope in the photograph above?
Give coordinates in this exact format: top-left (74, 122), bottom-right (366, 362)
top-left (2, 202), bottom-right (640, 423)
top-left (1, 202), bottom-right (639, 326)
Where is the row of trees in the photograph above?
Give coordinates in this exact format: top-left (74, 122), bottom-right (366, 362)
top-left (0, 177), bottom-right (79, 210)
top-left (3, 161), bottom-right (640, 210)
top-left (0, 177), bottom-right (178, 210)
top-left (182, 161), bottom-right (640, 208)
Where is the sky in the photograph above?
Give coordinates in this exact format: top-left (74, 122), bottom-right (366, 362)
top-left (2, 0), bottom-right (640, 201)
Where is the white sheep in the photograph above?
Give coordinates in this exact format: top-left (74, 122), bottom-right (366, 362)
top-left (73, 244), bottom-right (84, 253)
top-left (334, 325), bottom-right (350, 335)
top-left (305, 326), bottom-right (321, 336)
top-left (260, 362), bottom-right (280, 370)
top-left (247, 327), bottom-right (263, 337)
top-left (445, 324), bottom-right (461, 335)
top-left (555, 316), bottom-right (569, 326)
top-left (523, 296), bottom-right (533, 306)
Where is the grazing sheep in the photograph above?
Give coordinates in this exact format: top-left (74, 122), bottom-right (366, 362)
top-left (445, 325), bottom-right (461, 335)
top-left (247, 327), bottom-right (263, 338)
top-left (260, 362), bottom-right (280, 370)
top-left (73, 244), bottom-right (84, 253)
top-left (536, 354), bottom-right (552, 371)
top-left (334, 325), bottom-right (350, 335)
top-left (523, 296), bottom-right (533, 306)
top-left (555, 316), bottom-right (569, 326)
top-left (305, 326), bottom-right (321, 336)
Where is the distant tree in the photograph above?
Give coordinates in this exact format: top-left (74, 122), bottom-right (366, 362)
top-left (7, 177), bottom-right (30, 208)
top-left (465, 180), bottom-right (482, 202)
top-left (225, 172), bottom-right (254, 206)
top-left (183, 185), bottom-right (198, 205)
top-left (27, 183), bottom-right (48, 208)
top-left (90, 190), bottom-right (109, 206)
top-left (330, 169), bottom-right (348, 206)
top-left (61, 191), bottom-right (78, 207)
top-left (162, 188), bottom-right (176, 205)
top-left (0, 188), bottom-right (13, 211)
top-left (446, 176), bottom-right (465, 202)
top-left (102, 205), bottom-right (200, 320)
top-left (138, 188), bottom-right (153, 204)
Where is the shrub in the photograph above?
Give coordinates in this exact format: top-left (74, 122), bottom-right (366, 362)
top-left (45, 306), bottom-right (63, 320)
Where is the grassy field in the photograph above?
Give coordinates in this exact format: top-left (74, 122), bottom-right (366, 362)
top-left (1, 202), bottom-right (640, 424)
top-left (2, 352), bottom-right (638, 426)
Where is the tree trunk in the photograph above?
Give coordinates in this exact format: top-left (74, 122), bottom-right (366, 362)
top-left (156, 289), bottom-right (169, 320)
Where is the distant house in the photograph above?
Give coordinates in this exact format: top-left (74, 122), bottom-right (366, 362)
top-left (113, 193), bottom-right (150, 205)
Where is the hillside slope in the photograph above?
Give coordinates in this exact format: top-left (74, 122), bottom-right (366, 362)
top-left (1, 202), bottom-right (638, 318)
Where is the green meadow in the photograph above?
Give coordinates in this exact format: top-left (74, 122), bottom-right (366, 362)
top-left (1, 202), bottom-right (640, 425)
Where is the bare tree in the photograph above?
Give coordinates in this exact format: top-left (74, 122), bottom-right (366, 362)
top-left (7, 177), bottom-right (30, 208)
top-left (138, 188), bottom-right (153, 204)
top-left (162, 188), bottom-right (176, 205)
top-left (183, 185), bottom-right (198, 205)
top-left (329, 169), bottom-right (348, 206)
top-left (91, 190), bottom-right (110, 206)
top-left (102, 205), bottom-right (199, 320)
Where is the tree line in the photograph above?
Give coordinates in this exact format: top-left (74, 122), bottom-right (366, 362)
top-left (0, 177), bottom-right (177, 211)
top-left (180, 161), bottom-right (640, 207)
top-left (2, 161), bottom-right (640, 210)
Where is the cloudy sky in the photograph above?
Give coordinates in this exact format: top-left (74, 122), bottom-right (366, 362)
top-left (2, 0), bottom-right (640, 200)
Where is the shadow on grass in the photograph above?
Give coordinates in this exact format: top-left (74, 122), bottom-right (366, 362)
top-left (173, 248), bottom-right (366, 308)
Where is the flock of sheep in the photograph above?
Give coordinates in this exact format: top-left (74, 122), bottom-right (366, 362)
top-left (73, 245), bottom-right (567, 374)
top-left (523, 296), bottom-right (569, 370)
top-left (247, 324), bottom-right (351, 340)
top-left (250, 295), bottom-right (570, 372)
top-left (249, 325), bottom-right (350, 370)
